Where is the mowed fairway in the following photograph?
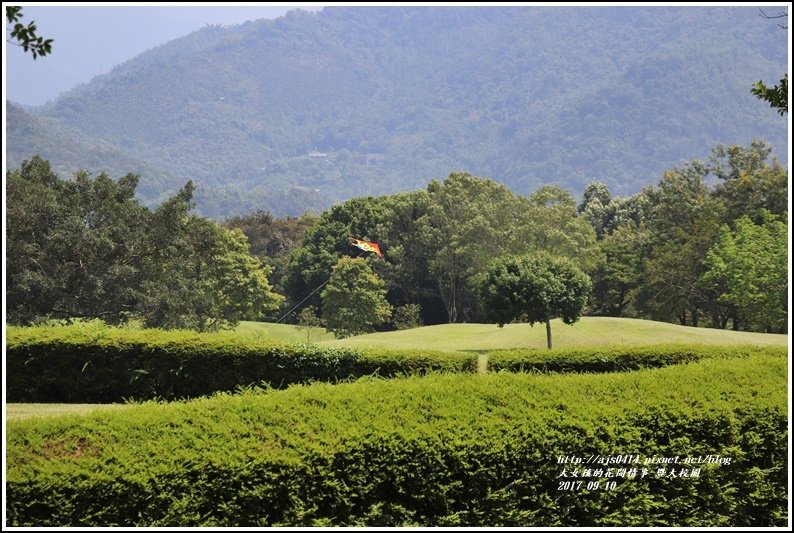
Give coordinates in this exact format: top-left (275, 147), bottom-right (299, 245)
top-left (318, 316), bottom-right (788, 352)
top-left (235, 321), bottom-right (335, 343)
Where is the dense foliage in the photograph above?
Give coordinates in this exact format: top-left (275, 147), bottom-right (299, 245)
top-left (6, 157), bottom-right (282, 330)
top-left (5, 322), bottom-right (477, 402)
top-left (7, 353), bottom-right (787, 526)
top-left (486, 344), bottom-right (787, 373)
top-left (7, 137), bottom-right (787, 334)
top-left (321, 257), bottom-right (392, 338)
top-left (479, 254), bottom-right (591, 349)
top-left (590, 142), bottom-right (788, 333)
top-left (6, 7), bottom-right (787, 217)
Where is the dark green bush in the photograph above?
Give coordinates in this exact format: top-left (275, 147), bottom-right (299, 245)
top-left (6, 354), bottom-right (787, 526)
top-left (486, 344), bottom-right (787, 374)
top-left (5, 324), bottom-right (476, 402)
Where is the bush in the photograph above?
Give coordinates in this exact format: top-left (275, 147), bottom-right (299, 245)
top-left (5, 323), bottom-right (476, 402)
top-left (486, 344), bottom-right (787, 374)
top-left (5, 353), bottom-right (787, 526)
top-left (392, 304), bottom-right (423, 330)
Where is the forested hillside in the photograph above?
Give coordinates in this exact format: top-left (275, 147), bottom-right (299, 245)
top-left (6, 6), bottom-right (787, 217)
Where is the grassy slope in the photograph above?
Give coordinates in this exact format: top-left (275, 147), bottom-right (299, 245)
top-left (318, 317), bottom-right (788, 352)
top-left (235, 321), bottom-right (336, 343)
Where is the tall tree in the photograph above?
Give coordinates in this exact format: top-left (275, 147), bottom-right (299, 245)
top-left (709, 141), bottom-right (788, 223)
top-left (700, 212), bottom-right (788, 333)
top-left (6, 157), bottom-right (149, 323)
top-left (321, 257), bottom-right (392, 338)
top-left (635, 161), bottom-right (724, 326)
top-left (6, 157), bottom-right (283, 330)
top-left (223, 209), bottom-right (318, 292)
top-left (137, 214), bottom-right (283, 332)
top-left (589, 222), bottom-right (649, 317)
top-left (284, 196), bottom-right (390, 317)
top-left (479, 254), bottom-right (591, 349)
top-left (517, 185), bottom-right (602, 271)
top-left (424, 172), bottom-right (526, 323)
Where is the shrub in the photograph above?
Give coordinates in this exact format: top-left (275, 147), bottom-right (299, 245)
top-left (5, 353), bottom-right (787, 526)
top-left (5, 324), bottom-right (476, 402)
top-left (486, 344), bottom-right (787, 374)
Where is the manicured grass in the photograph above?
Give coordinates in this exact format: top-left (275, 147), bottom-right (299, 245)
top-left (319, 316), bottom-right (788, 352)
top-left (235, 320), bottom-right (335, 343)
top-left (5, 403), bottom-right (130, 421)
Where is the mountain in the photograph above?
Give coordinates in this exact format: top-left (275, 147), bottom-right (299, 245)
top-left (6, 6), bottom-right (788, 218)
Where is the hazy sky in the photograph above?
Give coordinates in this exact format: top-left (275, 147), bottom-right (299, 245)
top-left (4, 4), bottom-right (324, 106)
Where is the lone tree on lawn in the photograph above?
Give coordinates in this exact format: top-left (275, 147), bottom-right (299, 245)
top-left (480, 254), bottom-right (591, 349)
top-left (321, 256), bottom-right (392, 338)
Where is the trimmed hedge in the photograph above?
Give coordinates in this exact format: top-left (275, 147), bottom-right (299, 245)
top-left (486, 344), bottom-right (788, 374)
top-left (5, 324), bottom-right (476, 402)
top-left (6, 354), bottom-right (787, 526)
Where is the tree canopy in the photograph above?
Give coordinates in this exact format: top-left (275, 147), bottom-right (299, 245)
top-left (6, 157), bottom-right (282, 331)
top-left (321, 257), bottom-right (392, 338)
top-left (479, 254), bottom-right (592, 349)
top-left (5, 138), bottom-right (787, 336)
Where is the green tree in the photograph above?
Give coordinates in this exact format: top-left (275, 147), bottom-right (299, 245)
top-left (296, 306), bottom-right (323, 342)
top-left (578, 183), bottom-right (652, 239)
top-left (392, 303), bottom-right (422, 330)
top-left (321, 257), bottom-right (392, 338)
top-left (6, 157), bottom-right (283, 331)
top-left (589, 222), bottom-right (649, 317)
top-left (374, 190), bottom-right (440, 321)
top-left (6, 157), bottom-right (149, 323)
top-left (223, 209), bottom-right (318, 291)
top-left (636, 161), bottom-right (724, 326)
top-left (284, 196), bottom-right (390, 315)
top-left (425, 172), bottom-right (526, 323)
top-left (6, 6), bottom-right (53, 59)
top-left (700, 212), bottom-right (787, 333)
top-left (577, 181), bottom-right (612, 239)
top-left (138, 215), bottom-right (284, 332)
top-left (709, 141), bottom-right (788, 223)
top-left (479, 254), bottom-right (591, 349)
top-left (517, 185), bottom-right (602, 271)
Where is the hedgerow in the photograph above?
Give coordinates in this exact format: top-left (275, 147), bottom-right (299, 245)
top-left (6, 354), bottom-right (787, 526)
top-left (5, 323), bottom-right (476, 402)
top-left (486, 344), bottom-right (787, 373)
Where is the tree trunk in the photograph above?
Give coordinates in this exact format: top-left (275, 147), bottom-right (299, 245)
top-left (545, 319), bottom-right (552, 350)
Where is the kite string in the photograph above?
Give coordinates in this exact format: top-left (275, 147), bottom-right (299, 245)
top-left (275, 249), bottom-right (366, 324)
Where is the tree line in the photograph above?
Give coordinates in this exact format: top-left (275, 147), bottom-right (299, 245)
top-left (6, 157), bottom-right (282, 331)
top-left (6, 140), bottom-right (787, 335)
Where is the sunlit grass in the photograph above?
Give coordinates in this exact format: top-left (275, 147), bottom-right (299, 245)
top-left (318, 316), bottom-right (788, 352)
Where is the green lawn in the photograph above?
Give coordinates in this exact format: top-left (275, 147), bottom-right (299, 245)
top-left (5, 403), bottom-right (130, 421)
top-left (317, 316), bottom-right (788, 352)
top-left (235, 321), bottom-right (336, 343)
